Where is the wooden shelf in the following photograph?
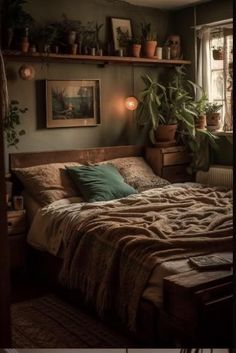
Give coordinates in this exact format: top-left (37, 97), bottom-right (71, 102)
top-left (3, 50), bottom-right (191, 67)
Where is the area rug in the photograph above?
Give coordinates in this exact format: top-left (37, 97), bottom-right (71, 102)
top-left (11, 294), bottom-right (139, 348)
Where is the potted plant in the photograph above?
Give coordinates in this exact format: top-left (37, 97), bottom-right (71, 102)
top-left (129, 37), bottom-right (142, 57)
top-left (140, 22), bottom-right (157, 58)
top-left (194, 91), bottom-right (208, 129)
top-left (212, 46), bottom-right (224, 60)
top-left (2, 0), bottom-right (34, 49)
top-left (136, 67), bottom-right (197, 144)
top-left (3, 100), bottom-right (27, 147)
top-left (205, 102), bottom-right (222, 130)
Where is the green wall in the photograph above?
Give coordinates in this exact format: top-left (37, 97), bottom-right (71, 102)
top-left (4, 0), bottom-right (172, 169)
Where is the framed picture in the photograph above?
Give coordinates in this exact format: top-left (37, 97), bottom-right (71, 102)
top-left (46, 80), bottom-right (101, 128)
top-left (111, 17), bottom-right (133, 52)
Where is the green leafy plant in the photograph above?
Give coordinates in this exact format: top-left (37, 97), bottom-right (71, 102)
top-left (136, 67), bottom-right (197, 144)
top-left (2, 0), bottom-right (34, 29)
top-left (205, 102), bottom-right (223, 114)
top-left (140, 22), bottom-right (156, 41)
top-left (3, 100), bottom-right (27, 147)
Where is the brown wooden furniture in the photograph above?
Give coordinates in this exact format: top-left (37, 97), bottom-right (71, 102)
top-left (145, 145), bottom-right (192, 183)
top-left (159, 269), bottom-right (233, 346)
top-left (9, 145), bottom-right (233, 347)
top-left (7, 209), bottom-right (26, 270)
top-left (3, 50), bottom-right (191, 67)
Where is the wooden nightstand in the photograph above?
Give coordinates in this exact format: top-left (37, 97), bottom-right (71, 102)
top-left (7, 209), bottom-right (26, 270)
top-left (145, 145), bottom-right (192, 183)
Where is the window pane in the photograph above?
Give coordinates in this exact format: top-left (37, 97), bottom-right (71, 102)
top-left (211, 70), bottom-right (224, 100)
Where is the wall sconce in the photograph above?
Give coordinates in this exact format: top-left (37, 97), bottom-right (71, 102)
top-left (125, 96), bottom-right (138, 111)
top-left (19, 65), bottom-right (35, 80)
top-left (125, 65), bottom-right (138, 111)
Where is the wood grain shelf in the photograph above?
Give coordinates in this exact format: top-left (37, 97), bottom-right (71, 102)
top-left (3, 50), bottom-right (191, 67)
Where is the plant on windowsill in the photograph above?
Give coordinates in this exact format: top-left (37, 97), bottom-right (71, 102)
top-left (3, 100), bottom-right (27, 148)
top-left (205, 102), bottom-right (222, 131)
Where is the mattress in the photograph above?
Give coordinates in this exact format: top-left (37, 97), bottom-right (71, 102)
top-left (27, 185), bottom-right (233, 309)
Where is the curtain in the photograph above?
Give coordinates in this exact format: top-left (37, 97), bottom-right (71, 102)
top-left (223, 27), bottom-right (233, 131)
top-left (197, 26), bottom-right (212, 101)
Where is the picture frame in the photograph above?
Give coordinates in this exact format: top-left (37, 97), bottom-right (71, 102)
top-left (46, 79), bottom-right (101, 128)
top-left (110, 17), bottom-right (133, 52)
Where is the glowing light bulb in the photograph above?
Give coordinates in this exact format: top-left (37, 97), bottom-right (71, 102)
top-left (125, 96), bottom-right (138, 111)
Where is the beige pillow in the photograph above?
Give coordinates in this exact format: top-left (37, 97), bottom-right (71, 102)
top-left (13, 162), bottom-right (82, 205)
top-left (100, 157), bottom-right (170, 192)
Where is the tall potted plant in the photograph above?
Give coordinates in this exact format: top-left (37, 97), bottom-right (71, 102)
top-left (136, 67), bottom-right (197, 144)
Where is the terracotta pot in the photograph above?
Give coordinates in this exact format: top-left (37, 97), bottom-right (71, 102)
top-left (21, 37), bottom-right (29, 53)
top-left (155, 124), bottom-right (177, 142)
top-left (131, 44), bottom-right (141, 57)
top-left (213, 49), bottom-right (224, 60)
top-left (196, 115), bottom-right (206, 129)
top-left (142, 40), bottom-right (157, 58)
top-left (207, 112), bottom-right (221, 131)
top-left (68, 31), bottom-right (77, 45)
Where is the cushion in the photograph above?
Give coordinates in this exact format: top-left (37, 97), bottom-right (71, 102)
top-left (100, 157), bottom-right (170, 192)
top-left (66, 164), bottom-right (137, 202)
top-left (13, 162), bottom-right (82, 206)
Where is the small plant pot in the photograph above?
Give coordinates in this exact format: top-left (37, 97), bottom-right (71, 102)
top-left (213, 49), bottom-right (224, 60)
top-left (21, 37), bottom-right (29, 53)
top-left (207, 112), bottom-right (221, 130)
top-left (155, 124), bottom-right (177, 142)
top-left (70, 43), bottom-right (78, 55)
top-left (142, 40), bottom-right (157, 58)
top-left (131, 44), bottom-right (141, 57)
top-left (196, 115), bottom-right (206, 129)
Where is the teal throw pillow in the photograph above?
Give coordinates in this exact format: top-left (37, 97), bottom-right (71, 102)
top-left (66, 164), bottom-right (137, 202)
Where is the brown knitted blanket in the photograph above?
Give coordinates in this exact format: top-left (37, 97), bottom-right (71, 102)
top-left (59, 184), bottom-right (233, 331)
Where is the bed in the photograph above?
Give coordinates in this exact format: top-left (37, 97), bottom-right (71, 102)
top-left (9, 145), bottom-right (233, 347)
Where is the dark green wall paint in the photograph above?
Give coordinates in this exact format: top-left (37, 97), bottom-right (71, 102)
top-left (5, 0), bottom-right (171, 167)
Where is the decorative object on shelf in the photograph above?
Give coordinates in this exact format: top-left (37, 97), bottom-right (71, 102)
top-left (166, 34), bottom-right (181, 59)
top-left (70, 43), bottom-right (78, 55)
top-left (163, 45), bottom-right (171, 59)
top-left (205, 102), bottom-right (222, 131)
top-left (125, 96), bottom-right (138, 111)
top-left (18, 64), bottom-right (35, 80)
top-left (31, 23), bottom-right (60, 53)
top-left (20, 27), bottom-right (30, 52)
top-left (141, 22), bottom-right (157, 58)
top-left (3, 99), bottom-right (27, 147)
top-left (46, 79), bottom-right (101, 128)
top-left (2, 0), bottom-right (34, 50)
top-left (13, 195), bottom-right (24, 210)
top-left (155, 47), bottom-right (163, 59)
top-left (111, 17), bottom-right (132, 55)
top-left (129, 37), bottom-right (142, 58)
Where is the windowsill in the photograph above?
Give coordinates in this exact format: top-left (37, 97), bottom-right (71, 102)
top-left (212, 131), bottom-right (233, 137)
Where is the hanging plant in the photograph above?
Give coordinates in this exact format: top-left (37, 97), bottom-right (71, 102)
top-left (212, 46), bottom-right (224, 60)
top-left (3, 99), bottom-right (27, 147)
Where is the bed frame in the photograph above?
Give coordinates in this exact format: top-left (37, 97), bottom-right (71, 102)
top-left (9, 145), bottom-right (233, 347)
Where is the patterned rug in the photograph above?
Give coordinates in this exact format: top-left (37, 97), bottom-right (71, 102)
top-left (11, 294), bottom-right (139, 348)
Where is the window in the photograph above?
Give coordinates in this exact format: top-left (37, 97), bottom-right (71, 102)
top-left (197, 22), bottom-right (233, 132)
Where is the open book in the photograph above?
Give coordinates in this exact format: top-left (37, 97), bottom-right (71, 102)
top-left (189, 255), bottom-right (232, 270)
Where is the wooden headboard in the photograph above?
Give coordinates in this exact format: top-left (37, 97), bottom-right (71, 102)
top-left (9, 145), bottom-right (145, 169)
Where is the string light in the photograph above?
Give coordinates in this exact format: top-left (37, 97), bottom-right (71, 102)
top-left (125, 65), bottom-right (138, 111)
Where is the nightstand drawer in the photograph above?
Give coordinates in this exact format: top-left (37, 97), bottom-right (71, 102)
top-left (163, 151), bottom-right (191, 166)
top-left (7, 211), bottom-right (26, 235)
top-left (162, 165), bottom-right (191, 183)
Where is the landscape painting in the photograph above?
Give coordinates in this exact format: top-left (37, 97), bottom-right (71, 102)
top-left (46, 80), bottom-right (101, 128)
